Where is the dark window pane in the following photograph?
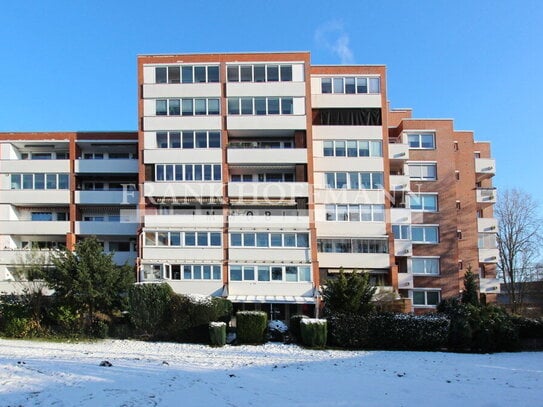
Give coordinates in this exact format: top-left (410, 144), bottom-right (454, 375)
top-left (345, 77), bottom-right (355, 94)
top-left (204, 164), bottom-right (212, 180)
top-left (258, 266), bottom-right (270, 281)
top-left (209, 132), bottom-right (221, 148)
top-left (322, 78), bottom-right (332, 93)
top-left (170, 132), bottom-right (181, 148)
top-left (156, 100), bottom-right (167, 116)
top-left (194, 66), bottom-right (206, 83)
top-left (185, 165), bottom-right (193, 180)
top-left (267, 98), bottom-right (280, 114)
top-left (157, 132), bottom-right (168, 148)
top-left (280, 65), bottom-right (292, 81)
top-left (333, 77), bottom-right (344, 93)
top-left (168, 66), bottom-right (180, 84)
top-left (213, 165), bottom-right (221, 180)
top-left (228, 98), bottom-right (240, 115)
top-left (156, 67), bottom-right (167, 83)
top-left (182, 66), bottom-right (193, 83)
top-left (227, 65), bottom-right (239, 82)
top-left (281, 98), bottom-right (293, 114)
top-left (182, 99), bottom-right (193, 115)
top-left (356, 77), bottom-right (367, 93)
top-left (182, 132), bottom-right (194, 149)
top-left (271, 267), bottom-right (282, 281)
top-left (254, 65), bottom-right (265, 82)
top-left (185, 232), bottom-right (195, 246)
top-left (168, 99), bottom-right (180, 115)
top-left (241, 98), bottom-right (253, 114)
top-left (208, 99), bottom-right (220, 115)
top-left (267, 65), bottom-right (279, 81)
top-left (230, 266), bottom-right (242, 281)
top-left (255, 98), bottom-right (266, 115)
top-left (240, 66), bottom-right (252, 82)
top-left (194, 164), bottom-right (202, 180)
top-left (194, 99), bottom-right (206, 115)
top-left (207, 66), bottom-right (219, 82)
top-left (195, 132), bottom-right (207, 148)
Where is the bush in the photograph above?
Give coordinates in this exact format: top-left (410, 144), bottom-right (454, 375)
top-left (268, 320), bottom-right (288, 342)
top-left (327, 312), bottom-right (449, 350)
top-left (300, 319), bottom-right (327, 348)
top-left (289, 314), bottom-right (308, 342)
top-left (128, 283), bottom-right (174, 336)
top-left (510, 316), bottom-right (543, 339)
top-left (209, 322), bottom-right (227, 347)
top-left (236, 311), bottom-right (267, 344)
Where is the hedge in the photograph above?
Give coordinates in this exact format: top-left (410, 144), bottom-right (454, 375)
top-left (289, 314), bottom-right (308, 342)
top-left (128, 283), bottom-right (173, 337)
top-left (300, 319), bottom-right (327, 348)
top-left (236, 311), bottom-right (267, 344)
top-left (209, 322), bottom-right (227, 347)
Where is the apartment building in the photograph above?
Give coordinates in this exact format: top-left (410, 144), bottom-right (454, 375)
top-left (0, 132), bottom-right (139, 293)
top-left (0, 51), bottom-right (498, 315)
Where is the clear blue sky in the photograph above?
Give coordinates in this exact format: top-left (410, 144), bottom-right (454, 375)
top-left (1, 0), bottom-right (541, 208)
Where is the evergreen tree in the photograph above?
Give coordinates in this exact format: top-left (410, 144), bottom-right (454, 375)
top-left (322, 269), bottom-right (376, 316)
top-left (46, 236), bottom-right (134, 325)
top-left (461, 265), bottom-right (480, 307)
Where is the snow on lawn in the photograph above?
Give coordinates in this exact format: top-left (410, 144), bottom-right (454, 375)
top-left (0, 339), bottom-right (541, 407)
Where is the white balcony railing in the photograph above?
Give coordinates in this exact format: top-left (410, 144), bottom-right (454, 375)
top-left (75, 159), bottom-right (138, 174)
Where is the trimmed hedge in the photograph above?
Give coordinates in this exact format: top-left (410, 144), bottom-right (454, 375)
top-left (236, 311), bottom-right (267, 344)
top-left (300, 319), bottom-right (327, 348)
top-left (510, 316), bottom-right (543, 339)
top-left (289, 314), bottom-right (308, 342)
top-left (327, 312), bottom-right (449, 350)
top-left (209, 322), bottom-right (227, 347)
top-left (128, 283), bottom-right (173, 337)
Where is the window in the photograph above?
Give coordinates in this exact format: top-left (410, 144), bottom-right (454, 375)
top-left (227, 97), bottom-right (297, 115)
top-left (321, 76), bottom-right (380, 94)
top-left (156, 98), bottom-right (220, 116)
top-left (229, 232), bottom-right (309, 248)
top-left (411, 226), bottom-right (439, 243)
top-left (155, 164), bottom-right (221, 181)
top-left (408, 163), bottom-right (437, 180)
top-left (392, 225), bottom-right (410, 240)
top-left (144, 231), bottom-right (221, 247)
top-left (165, 264), bottom-right (221, 280)
top-left (109, 242), bottom-right (131, 252)
top-left (412, 290), bottom-right (440, 306)
top-left (31, 212), bottom-right (53, 221)
top-left (412, 258), bottom-right (440, 275)
top-left (478, 233), bottom-right (497, 249)
top-left (408, 194), bottom-right (438, 212)
top-left (9, 173), bottom-right (69, 190)
top-left (325, 172), bottom-right (383, 190)
top-left (313, 108), bottom-right (382, 126)
top-left (229, 265), bottom-right (312, 282)
top-left (155, 65), bottom-right (219, 83)
top-left (322, 140), bottom-right (382, 157)
top-left (325, 204), bottom-right (385, 222)
top-left (227, 64), bottom-right (294, 82)
top-left (407, 133), bottom-right (435, 149)
top-left (317, 239), bottom-right (388, 254)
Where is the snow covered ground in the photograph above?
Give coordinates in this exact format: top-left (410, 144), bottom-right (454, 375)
top-left (0, 339), bottom-right (541, 407)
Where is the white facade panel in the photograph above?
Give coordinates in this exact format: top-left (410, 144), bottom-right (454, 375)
top-left (229, 248), bottom-right (310, 262)
top-left (227, 115), bottom-right (306, 131)
top-left (75, 222), bottom-right (139, 236)
top-left (228, 215), bottom-right (309, 230)
top-left (311, 126), bottom-right (383, 140)
top-left (142, 247), bottom-right (223, 261)
top-left (144, 214), bottom-right (224, 228)
top-left (0, 190), bottom-right (70, 205)
top-left (143, 66), bottom-right (155, 83)
top-left (0, 160), bottom-right (70, 173)
top-left (389, 143), bottom-right (409, 160)
top-left (0, 221), bottom-right (70, 235)
top-left (0, 144), bottom-right (19, 160)
top-left (145, 149), bottom-right (222, 164)
top-left (292, 64), bottom-right (305, 81)
top-left (75, 191), bottom-right (139, 205)
top-left (227, 148), bottom-right (307, 165)
top-left (75, 159), bottom-right (138, 174)
top-left (313, 188), bottom-right (385, 205)
top-left (394, 240), bottom-right (412, 257)
top-left (315, 222), bottom-right (386, 237)
top-left (143, 83), bottom-right (222, 98)
top-left (311, 94), bottom-right (382, 108)
top-left (313, 157), bottom-right (383, 172)
top-left (166, 281), bottom-right (224, 297)
top-left (317, 252), bottom-right (390, 269)
top-left (227, 182), bottom-right (308, 199)
top-left (390, 208), bottom-right (412, 224)
top-left (479, 248), bottom-right (499, 263)
top-left (398, 272), bottom-right (414, 289)
top-left (390, 175), bottom-right (410, 192)
top-left (144, 116), bottom-right (222, 131)
top-left (226, 82), bottom-right (306, 97)
top-left (477, 217), bottom-right (498, 233)
top-left (144, 182), bottom-right (223, 198)
top-left (228, 282), bottom-right (314, 297)
top-left (475, 158), bottom-right (496, 176)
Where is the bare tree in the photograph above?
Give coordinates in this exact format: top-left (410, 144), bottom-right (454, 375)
top-left (496, 189), bottom-right (542, 314)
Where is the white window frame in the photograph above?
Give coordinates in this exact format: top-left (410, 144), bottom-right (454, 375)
top-left (406, 132), bottom-right (436, 149)
top-left (325, 204), bottom-right (385, 222)
top-left (408, 193), bottom-right (438, 212)
top-left (228, 264), bottom-right (311, 283)
top-left (411, 289), bottom-right (441, 307)
top-left (411, 257), bottom-right (440, 275)
top-left (408, 162), bottom-right (437, 181)
top-left (411, 225), bottom-right (439, 244)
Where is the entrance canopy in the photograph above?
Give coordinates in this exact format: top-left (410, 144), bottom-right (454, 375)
top-left (227, 295), bottom-right (315, 304)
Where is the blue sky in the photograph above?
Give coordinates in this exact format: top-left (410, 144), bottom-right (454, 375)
top-left (0, 0), bottom-right (541, 209)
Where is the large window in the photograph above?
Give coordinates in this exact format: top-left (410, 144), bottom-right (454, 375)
top-left (155, 65), bottom-right (219, 84)
top-left (229, 264), bottom-right (311, 282)
top-left (412, 290), bottom-right (440, 306)
top-left (321, 77), bottom-right (380, 94)
top-left (478, 233), bottom-right (497, 249)
top-left (411, 226), bottom-right (439, 244)
top-left (155, 164), bottom-right (221, 182)
top-left (164, 264), bottom-right (222, 281)
top-left (407, 133), bottom-right (435, 149)
top-left (323, 140), bottom-right (382, 157)
top-left (156, 98), bottom-right (220, 116)
top-left (230, 232), bottom-right (309, 248)
top-left (317, 239), bottom-right (388, 254)
top-left (156, 131), bottom-right (220, 149)
top-left (325, 204), bottom-right (385, 222)
top-left (392, 225), bottom-right (410, 240)
top-left (10, 173), bottom-right (69, 190)
top-left (325, 172), bottom-right (383, 190)
top-left (227, 97), bottom-right (294, 115)
top-left (144, 231), bottom-right (221, 247)
top-left (227, 64), bottom-right (293, 82)
top-left (411, 258), bottom-right (440, 275)
top-left (408, 163), bottom-right (437, 180)
top-left (408, 194), bottom-right (438, 212)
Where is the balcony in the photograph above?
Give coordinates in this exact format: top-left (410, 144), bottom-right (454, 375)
top-left (317, 252), bottom-right (390, 269)
top-left (227, 148), bottom-right (307, 165)
top-left (388, 143), bottom-right (409, 161)
top-left (394, 240), bottom-right (412, 257)
top-left (144, 214), bottom-right (224, 228)
top-left (75, 190), bottom-right (139, 205)
top-left (0, 249), bottom-right (56, 265)
top-left (389, 175), bottom-right (410, 192)
top-left (476, 188), bottom-right (496, 207)
top-left (227, 115), bottom-right (307, 131)
top-left (142, 247), bottom-right (223, 262)
top-left (229, 248), bottom-right (310, 263)
top-left (143, 83), bottom-right (221, 99)
top-left (475, 158), bottom-right (496, 181)
top-left (479, 277), bottom-right (501, 294)
top-left (227, 81), bottom-right (306, 98)
top-left (311, 93), bottom-right (382, 109)
top-left (75, 159), bottom-right (138, 174)
top-left (228, 282), bottom-right (314, 297)
top-left (228, 182), bottom-right (308, 199)
top-left (0, 190), bottom-right (69, 205)
top-left (75, 222), bottom-right (139, 236)
top-left (477, 217), bottom-right (498, 233)
top-left (398, 272), bottom-right (414, 289)
top-left (390, 208), bottom-right (411, 224)
top-left (111, 252), bottom-right (137, 266)
top-left (144, 182), bottom-right (223, 199)
top-left (166, 280), bottom-right (225, 297)
top-left (228, 212), bottom-right (309, 229)
top-left (479, 248), bottom-right (499, 263)
top-left (0, 221), bottom-right (70, 235)
top-left (0, 159), bottom-right (69, 173)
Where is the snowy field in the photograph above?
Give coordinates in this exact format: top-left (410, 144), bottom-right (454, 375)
top-left (0, 339), bottom-right (541, 407)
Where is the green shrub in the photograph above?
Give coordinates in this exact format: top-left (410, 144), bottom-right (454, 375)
top-left (300, 319), bottom-right (327, 348)
top-left (510, 316), bottom-right (543, 339)
top-left (236, 311), bottom-right (267, 344)
top-left (327, 312), bottom-right (449, 350)
top-left (209, 322), bottom-right (227, 347)
top-left (289, 314), bottom-right (308, 342)
top-left (128, 283), bottom-right (174, 336)
top-left (3, 317), bottom-right (34, 338)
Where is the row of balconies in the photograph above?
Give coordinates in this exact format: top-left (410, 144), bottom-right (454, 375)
top-left (0, 159), bottom-right (138, 174)
top-left (0, 221), bottom-right (138, 236)
top-left (0, 249), bottom-right (136, 267)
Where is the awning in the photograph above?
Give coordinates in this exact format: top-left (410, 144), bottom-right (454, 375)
top-left (227, 295), bottom-right (316, 304)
